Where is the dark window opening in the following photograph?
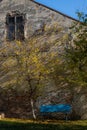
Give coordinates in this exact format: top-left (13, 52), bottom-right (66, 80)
top-left (16, 24), bottom-right (24, 40)
top-left (8, 17), bottom-right (15, 24)
top-left (6, 14), bottom-right (25, 41)
top-left (16, 16), bottom-right (23, 23)
top-left (7, 24), bottom-right (15, 40)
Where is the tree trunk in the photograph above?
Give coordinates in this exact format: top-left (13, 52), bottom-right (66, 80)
top-left (30, 98), bottom-right (36, 120)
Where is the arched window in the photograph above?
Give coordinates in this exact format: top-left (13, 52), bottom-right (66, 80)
top-left (6, 12), bottom-right (25, 41)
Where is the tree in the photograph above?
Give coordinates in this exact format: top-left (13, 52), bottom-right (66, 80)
top-left (0, 22), bottom-right (68, 119)
top-left (64, 12), bottom-right (87, 86)
top-left (0, 36), bottom-right (59, 119)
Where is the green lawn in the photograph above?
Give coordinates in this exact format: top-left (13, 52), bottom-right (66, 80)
top-left (0, 119), bottom-right (87, 130)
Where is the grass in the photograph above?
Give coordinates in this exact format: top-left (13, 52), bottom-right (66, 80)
top-left (0, 118), bottom-right (87, 130)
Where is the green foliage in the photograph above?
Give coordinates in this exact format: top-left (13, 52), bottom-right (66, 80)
top-left (64, 13), bottom-right (87, 86)
top-left (0, 39), bottom-right (58, 94)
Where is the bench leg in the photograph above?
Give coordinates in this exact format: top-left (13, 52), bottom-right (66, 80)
top-left (65, 113), bottom-right (68, 121)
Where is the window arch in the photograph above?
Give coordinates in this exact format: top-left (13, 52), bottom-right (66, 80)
top-left (6, 11), bottom-right (25, 41)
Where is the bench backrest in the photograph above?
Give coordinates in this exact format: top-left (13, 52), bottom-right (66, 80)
top-left (40, 104), bottom-right (72, 113)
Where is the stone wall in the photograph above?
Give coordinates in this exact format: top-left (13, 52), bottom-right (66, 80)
top-left (0, 0), bottom-right (87, 120)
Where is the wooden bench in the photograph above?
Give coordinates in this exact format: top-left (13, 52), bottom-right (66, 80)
top-left (40, 104), bottom-right (72, 120)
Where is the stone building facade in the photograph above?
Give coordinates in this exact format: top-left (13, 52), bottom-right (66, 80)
top-left (0, 0), bottom-right (75, 43)
top-left (0, 0), bottom-right (87, 120)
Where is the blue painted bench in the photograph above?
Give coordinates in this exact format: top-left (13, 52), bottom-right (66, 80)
top-left (40, 104), bottom-right (72, 120)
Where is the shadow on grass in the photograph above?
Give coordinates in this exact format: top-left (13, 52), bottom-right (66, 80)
top-left (0, 120), bottom-right (87, 130)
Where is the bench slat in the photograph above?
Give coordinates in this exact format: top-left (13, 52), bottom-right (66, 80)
top-left (40, 104), bottom-right (72, 113)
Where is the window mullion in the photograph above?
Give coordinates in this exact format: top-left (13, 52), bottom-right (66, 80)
top-left (15, 16), bottom-right (17, 40)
